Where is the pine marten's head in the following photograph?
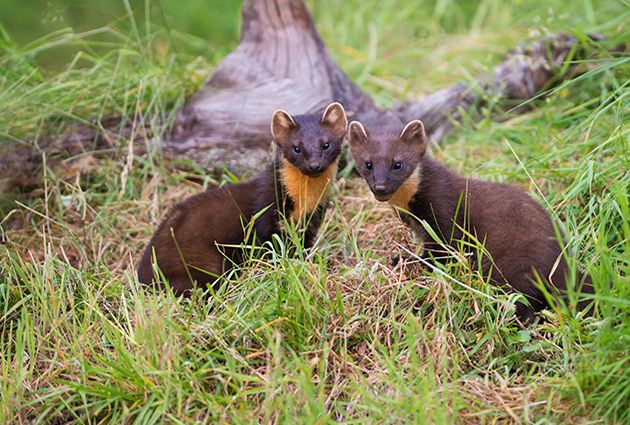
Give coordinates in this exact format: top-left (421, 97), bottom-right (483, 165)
top-left (347, 119), bottom-right (427, 202)
top-left (271, 102), bottom-right (347, 177)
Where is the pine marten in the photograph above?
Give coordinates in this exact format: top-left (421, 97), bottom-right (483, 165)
top-left (137, 102), bottom-right (348, 295)
top-left (347, 118), bottom-right (594, 324)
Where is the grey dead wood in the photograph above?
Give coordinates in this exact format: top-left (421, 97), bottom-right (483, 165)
top-left (0, 0), bottom-right (610, 195)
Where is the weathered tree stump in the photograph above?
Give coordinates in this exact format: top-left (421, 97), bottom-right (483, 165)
top-left (166, 0), bottom-right (602, 171)
top-left (0, 0), bottom-right (610, 195)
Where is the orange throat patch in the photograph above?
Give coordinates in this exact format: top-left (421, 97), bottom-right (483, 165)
top-left (388, 167), bottom-right (421, 210)
top-left (280, 157), bottom-right (337, 221)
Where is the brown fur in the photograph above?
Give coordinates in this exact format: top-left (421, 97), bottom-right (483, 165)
top-left (348, 119), bottom-right (594, 324)
top-left (137, 103), bottom-right (347, 295)
top-left (136, 182), bottom-right (257, 294)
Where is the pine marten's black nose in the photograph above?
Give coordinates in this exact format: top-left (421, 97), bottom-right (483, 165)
top-left (374, 184), bottom-right (387, 193)
top-left (308, 161), bottom-right (323, 172)
top-left (372, 184), bottom-right (391, 201)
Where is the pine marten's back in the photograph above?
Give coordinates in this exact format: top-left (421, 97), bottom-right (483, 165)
top-left (137, 180), bottom-right (258, 294)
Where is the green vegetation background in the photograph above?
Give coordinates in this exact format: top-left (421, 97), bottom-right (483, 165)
top-left (2, 0), bottom-right (241, 59)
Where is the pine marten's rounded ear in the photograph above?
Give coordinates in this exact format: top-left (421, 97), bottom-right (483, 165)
top-left (320, 102), bottom-right (348, 137)
top-left (399, 120), bottom-right (427, 149)
top-left (347, 121), bottom-right (368, 147)
top-left (271, 109), bottom-right (298, 145)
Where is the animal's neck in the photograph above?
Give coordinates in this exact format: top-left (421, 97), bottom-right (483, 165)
top-left (388, 166), bottom-right (422, 209)
top-left (279, 157), bottom-right (337, 220)
top-left (388, 156), bottom-right (462, 210)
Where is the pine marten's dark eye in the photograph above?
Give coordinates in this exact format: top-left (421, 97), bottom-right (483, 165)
top-left (365, 161), bottom-right (373, 171)
top-left (394, 161), bottom-right (402, 170)
top-left (322, 142), bottom-right (330, 150)
top-left (293, 146), bottom-right (301, 153)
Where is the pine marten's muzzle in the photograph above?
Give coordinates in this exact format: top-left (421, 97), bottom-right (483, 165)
top-left (305, 160), bottom-right (325, 177)
top-left (371, 183), bottom-right (392, 201)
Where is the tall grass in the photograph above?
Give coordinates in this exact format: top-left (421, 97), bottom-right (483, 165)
top-left (1, 0), bottom-right (629, 423)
